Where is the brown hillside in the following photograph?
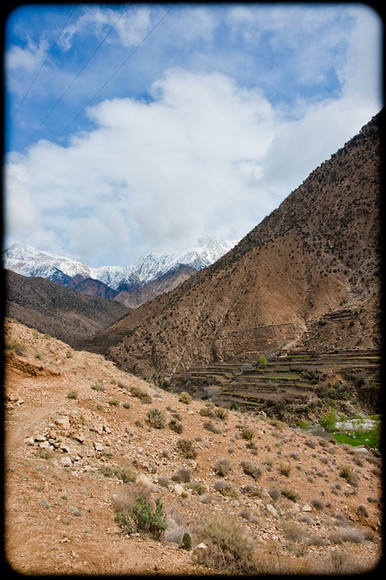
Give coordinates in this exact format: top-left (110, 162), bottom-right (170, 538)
top-left (4, 318), bottom-right (382, 575)
top-left (5, 270), bottom-right (130, 348)
top-left (93, 111), bottom-right (381, 385)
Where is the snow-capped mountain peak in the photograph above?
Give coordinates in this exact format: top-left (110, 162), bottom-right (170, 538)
top-left (3, 237), bottom-right (235, 292)
top-left (3, 243), bottom-right (91, 279)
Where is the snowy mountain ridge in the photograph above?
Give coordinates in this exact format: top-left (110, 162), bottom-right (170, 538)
top-left (4, 237), bottom-right (235, 291)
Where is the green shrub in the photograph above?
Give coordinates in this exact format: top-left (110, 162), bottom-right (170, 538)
top-left (146, 408), bottom-right (166, 429)
top-left (6, 340), bottom-right (27, 356)
top-left (114, 496), bottom-right (167, 540)
top-left (181, 532), bottom-right (192, 550)
top-left (320, 409), bottom-right (338, 431)
top-left (131, 497), bottom-right (167, 539)
top-left (258, 353), bottom-right (268, 367)
top-left (114, 509), bottom-right (135, 535)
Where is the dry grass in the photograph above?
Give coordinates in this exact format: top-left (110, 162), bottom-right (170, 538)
top-left (193, 513), bottom-right (260, 574)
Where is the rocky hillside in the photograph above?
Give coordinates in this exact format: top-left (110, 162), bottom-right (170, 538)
top-left (91, 111), bottom-right (381, 385)
top-left (4, 318), bottom-right (382, 575)
top-left (5, 270), bottom-right (129, 348)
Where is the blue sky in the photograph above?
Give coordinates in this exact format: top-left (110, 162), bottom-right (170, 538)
top-left (4, 3), bottom-right (383, 266)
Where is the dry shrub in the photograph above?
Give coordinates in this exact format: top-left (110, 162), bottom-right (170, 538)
top-left (214, 479), bottom-right (238, 499)
top-left (240, 425), bottom-right (254, 440)
top-left (178, 391), bottom-right (192, 404)
top-left (329, 527), bottom-right (366, 545)
top-left (281, 520), bottom-right (306, 542)
top-left (111, 482), bottom-right (152, 513)
top-left (164, 505), bottom-right (191, 545)
top-left (193, 513), bottom-right (260, 574)
top-left (146, 407), bottom-right (166, 429)
top-left (177, 438), bottom-right (197, 459)
top-left (172, 467), bottom-right (192, 483)
top-left (240, 460), bottom-right (261, 479)
top-left (129, 385), bottom-right (152, 404)
top-left (213, 458), bottom-right (232, 476)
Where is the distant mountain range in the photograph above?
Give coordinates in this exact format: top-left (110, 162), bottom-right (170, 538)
top-left (4, 236), bottom-right (234, 308)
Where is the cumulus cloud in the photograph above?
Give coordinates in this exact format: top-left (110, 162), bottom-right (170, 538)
top-left (4, 4), bottom-right (382, 266)
top-left (5, 57), bottom-right (381, 266)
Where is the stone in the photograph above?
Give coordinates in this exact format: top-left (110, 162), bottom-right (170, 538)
top-left (195, 543), bottom-right (208, 550)
top-left (302, 503), bottom-right (312, 512)
top-left (34, 434), bottom-right (46, 442)
top-left (60, 456), bottom-right (72, 467)
top-left (265, 503), bottom-right (279, 518)
top-left (55, 416), bottom-right (71, 431)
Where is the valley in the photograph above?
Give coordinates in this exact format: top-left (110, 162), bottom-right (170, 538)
top-left (4, 111), bottom-right (383, 575)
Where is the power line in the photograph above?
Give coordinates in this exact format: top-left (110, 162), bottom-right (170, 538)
top-left (19, 4), bottom-right (130, 153)
top-left (25, 3), bottom-right (175, 174)
top-left (11, 8), bottom-right (75, 121)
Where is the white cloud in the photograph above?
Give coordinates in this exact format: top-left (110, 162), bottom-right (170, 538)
top-left (59, 5), bottom-right (153, 51)
top-left (4, 4), bottom-right (382, 266)
top-left (5, 57), bottom-right (381, 265)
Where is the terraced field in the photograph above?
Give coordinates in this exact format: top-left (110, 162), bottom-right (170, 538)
top-left (168, 349), bottom-right (380, 423)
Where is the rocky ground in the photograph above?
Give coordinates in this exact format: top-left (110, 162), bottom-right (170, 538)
top-left (4, 318), bottom-right (382, 575)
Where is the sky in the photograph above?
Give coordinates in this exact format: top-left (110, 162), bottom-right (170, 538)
top-left (3, 2), bottom-right (383, 267)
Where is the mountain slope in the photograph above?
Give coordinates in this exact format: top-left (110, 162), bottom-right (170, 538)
top-left (5, 318), bottom-right (381, 574)
top-left (5, 270), bottom-right (130, 348)
top-left (94, 111), bottom-right (381, 384)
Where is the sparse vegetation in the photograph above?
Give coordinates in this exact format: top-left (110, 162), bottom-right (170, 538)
top-left (129, 385), bottom-right (152, 404)
top-left (146, 408), bottom-right (166, 429)
top-left (194, 513), bottom-right (260, 574)
top-left (213, 458), bottom-right (232, 477)
top-left (176, 438), bottom-right (197, 459)
top-left (114, 496), bottom-right (167, 540)
top-left (6, 340), bottom-right (27, 356)
top-left (178, 391), bottom-right (192, 404)
top-left (240, 425), bottom-right (254, 440)
top-left (240, 460), bottom-right (261, 479)
top-left (169, 418), bottom-right (183, 433)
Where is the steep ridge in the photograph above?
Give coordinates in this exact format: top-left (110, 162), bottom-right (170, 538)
top-left (93, 111), bottom-right (381, 385)
top-left (5, 270), bottom-right (130, 348)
